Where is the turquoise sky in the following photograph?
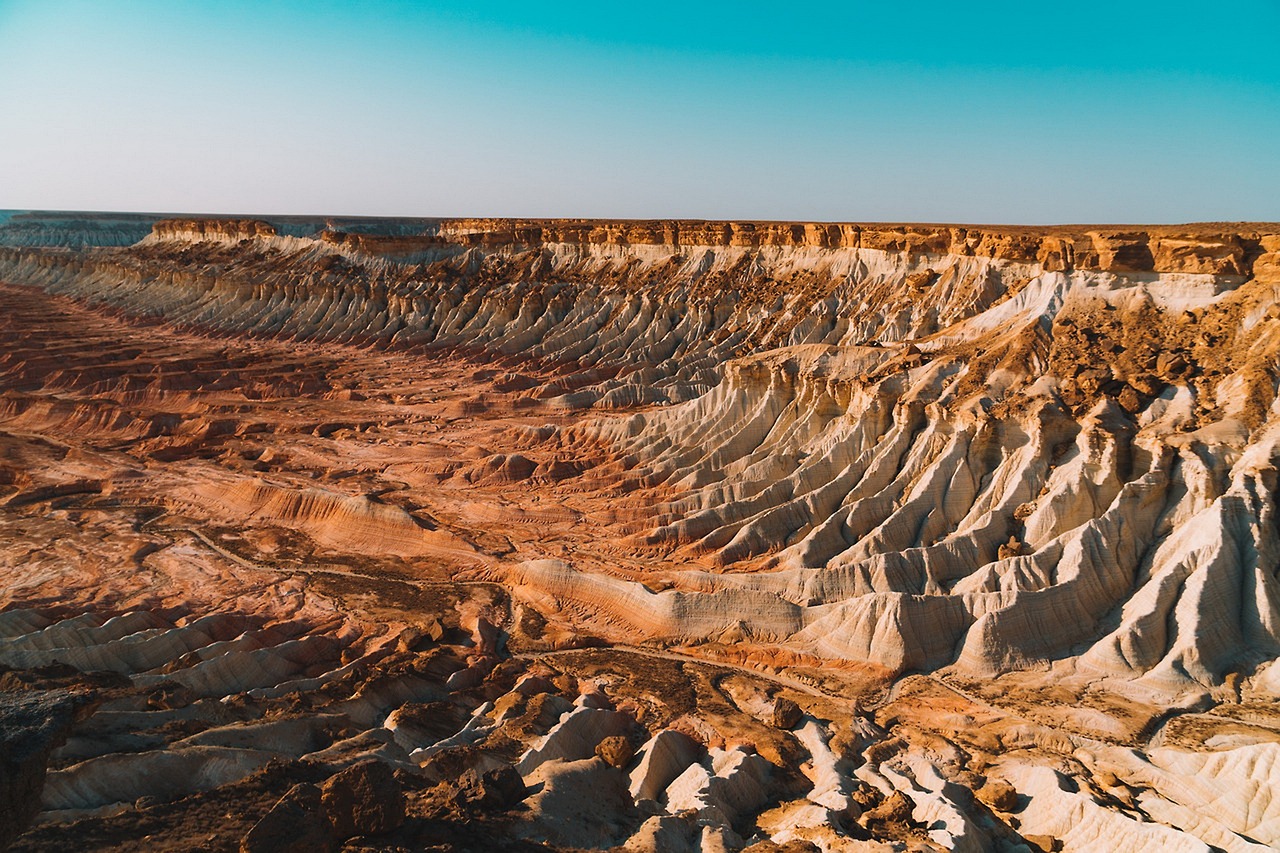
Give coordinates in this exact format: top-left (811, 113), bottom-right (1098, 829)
top-left (1, 0), bottom-right (1277, 222)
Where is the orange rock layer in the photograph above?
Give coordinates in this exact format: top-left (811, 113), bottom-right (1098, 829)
top-left (431, 218), bottom-right (1279, 277)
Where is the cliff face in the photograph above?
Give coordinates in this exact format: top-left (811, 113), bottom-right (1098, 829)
top-left (0, 211), bottom-right (158, 248)
top-left (144, 217), bottom-right (279, 243)
top-left (4, 215), bottom-right (1277, 412)
top-left (435, 217), bottom-right (1277, 278)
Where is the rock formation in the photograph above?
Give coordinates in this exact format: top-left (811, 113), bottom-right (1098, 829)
top-left (1, 211), bottom-right (1278, 851)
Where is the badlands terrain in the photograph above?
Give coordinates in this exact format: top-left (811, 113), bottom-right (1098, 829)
top-left (1, 209), bottom-right (1279, 851)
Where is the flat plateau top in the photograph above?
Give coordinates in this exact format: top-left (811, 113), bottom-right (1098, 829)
top-left (4, 210), bottom-right (1278, 235)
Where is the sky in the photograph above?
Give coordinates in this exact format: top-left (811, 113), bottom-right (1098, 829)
top-left (0, 0), bottom-right (1278, 223)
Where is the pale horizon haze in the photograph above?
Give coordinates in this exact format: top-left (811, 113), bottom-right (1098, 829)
top-left (1, 0), bottom-right (1278, 224)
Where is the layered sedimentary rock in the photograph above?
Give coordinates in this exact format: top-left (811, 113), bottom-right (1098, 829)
top-left (2, 211), bottom-right (1279, 852)
top-left (5, 216), bottom-right (1276, 412)
top-left (0, 211), bottom-right (158, 248)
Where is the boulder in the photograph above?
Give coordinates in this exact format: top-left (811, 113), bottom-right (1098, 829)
top-left (861, 790), bottom-right (913, 824)
top-left (240, 783), bottom-right (338, 853)
top-left (457, 763), bottom-right (527, 809)
top-left (0, 690), bottom-right (98, 849)
top-left (770, 697), bottom-right (803, 730)
top-left (976, 778), bottom-right (1019, 812)
top-left (596, 735), bottom-right (636, 768)
top-left (319, 760), bottom-right (404, 839)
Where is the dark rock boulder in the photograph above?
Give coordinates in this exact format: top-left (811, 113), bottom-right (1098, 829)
top-left (319, 760), bottom-right (405, 839)
top-left (770, 697), bottom-right (803, 730)
top-left (240, 783), bottom-right (338, 853)
top-left (0, 689), bottom-right (97, 850)
top-left (457, 763), bottom-right (527, 810)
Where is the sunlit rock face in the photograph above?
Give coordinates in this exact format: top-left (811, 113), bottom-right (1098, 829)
top-left (1, 212), bottom-right (1279, 852)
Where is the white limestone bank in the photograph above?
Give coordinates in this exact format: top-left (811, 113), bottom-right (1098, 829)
top-left (564, 323), bottom-right (1280, 696)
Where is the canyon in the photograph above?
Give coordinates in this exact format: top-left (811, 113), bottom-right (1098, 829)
top-left (1, 209), bottom-right (1278, 852)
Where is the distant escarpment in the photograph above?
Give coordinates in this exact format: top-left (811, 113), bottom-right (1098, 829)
top-left (2, 215), bottom-right (1278, 411)
top-left (437, 218), bottom-right (1278, 279)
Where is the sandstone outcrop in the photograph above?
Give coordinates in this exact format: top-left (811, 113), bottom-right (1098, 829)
top-left (630, 729), bottom-right (705, 803)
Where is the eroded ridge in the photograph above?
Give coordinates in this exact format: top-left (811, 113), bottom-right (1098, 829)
top-left (1, 212), bottom-right (1279, 852)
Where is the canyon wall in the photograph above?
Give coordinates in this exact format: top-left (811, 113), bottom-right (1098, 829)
top-left (5, 216), bottom-right (1278, 413)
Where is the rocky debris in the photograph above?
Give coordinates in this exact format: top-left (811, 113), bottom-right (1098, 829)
top-left (754, 795), bottom-right (866, 851)
top-left (417, 745), bottom-right (508, 787)
top-left (493, 689), bottom-right (575, 733)
top-left (395, 618), bottom-right (444, 650)
top-left (861, 790), bottom-right (914, 825)
top-left (241, 762), bottom-right (404, 853)
top-left (881, 758), bottom-right (990, 852)
top-left (0, 690), bottom-right (97, 849)
top-left (318, 760), bottom-right (404, 839)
